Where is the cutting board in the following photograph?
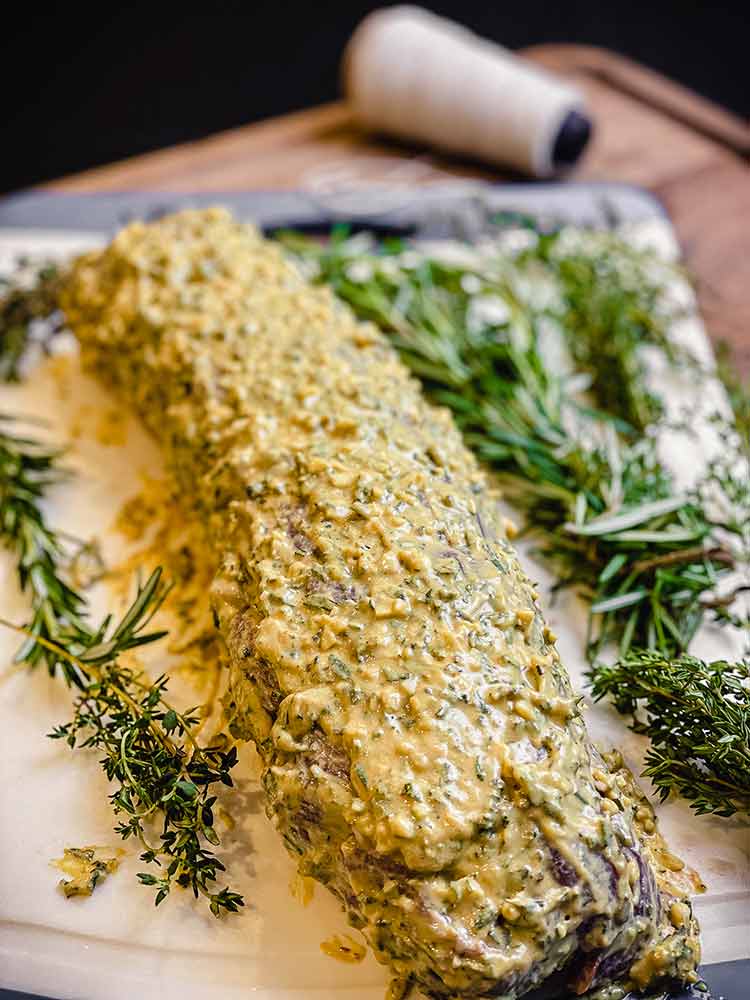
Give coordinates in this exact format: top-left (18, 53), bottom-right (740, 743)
top-left (0, 185), bottom-right (747, 1000)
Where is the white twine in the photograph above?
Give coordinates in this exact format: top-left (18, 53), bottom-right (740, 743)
top-left (344, 6), bottom-right (587, 178)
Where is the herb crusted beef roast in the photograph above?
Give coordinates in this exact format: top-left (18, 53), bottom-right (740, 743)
top-left (62, 209), bottom-right (701, 999)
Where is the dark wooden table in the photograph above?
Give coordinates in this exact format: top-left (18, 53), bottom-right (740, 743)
top-left (46, 44), bottom-right (749, 369)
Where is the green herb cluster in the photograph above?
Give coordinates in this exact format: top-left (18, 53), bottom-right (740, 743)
top-left (39, 569), bottom-right (243, 915)
top-left (527, 231), bottom-right (685, 432)
top-left (591, 651), bottom-right (750, 817)
top-left (0, 261), bottom-right (65, 380)
top-left (0, 416), bottom-right (88, 676)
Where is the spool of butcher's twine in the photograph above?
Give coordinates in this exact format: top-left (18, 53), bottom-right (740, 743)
top-left (343, 6), bottom-right (593, 178)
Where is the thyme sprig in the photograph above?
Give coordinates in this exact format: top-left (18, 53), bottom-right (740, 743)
top-left (590, 651), bottom-right (750, 817)
top-left (39, 574), bottom-right (243, 915)
top-left (0, 411), bottom-right (242, 914)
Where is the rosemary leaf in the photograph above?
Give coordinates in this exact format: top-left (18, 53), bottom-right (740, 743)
top-left (0, 261), bottom-right (65, 380)
top-left (0, 414), bottom-right (89, 681)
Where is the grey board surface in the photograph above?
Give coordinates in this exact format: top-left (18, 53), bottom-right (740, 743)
top-left (0, 182), bottom-right (666, 238)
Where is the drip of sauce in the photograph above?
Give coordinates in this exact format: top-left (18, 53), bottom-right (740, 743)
top-left (95, 406), bottom-right (128, 446)
top-left (320, 933), bottom-right (367, 964)
top-left (53, 846), bottom-right (120, 898)
top-left (289, 872), bottom-right (315, 906)
top-left (111, 476), bottom-right (229, 724)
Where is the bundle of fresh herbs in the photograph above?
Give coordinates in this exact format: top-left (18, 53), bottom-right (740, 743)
top-left (591, 650), bottom-right (750, 818)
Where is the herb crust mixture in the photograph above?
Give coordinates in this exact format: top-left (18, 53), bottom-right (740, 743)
top-left (62, 208), bottom-right (700, 999)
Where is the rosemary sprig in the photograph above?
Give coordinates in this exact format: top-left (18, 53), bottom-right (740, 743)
top-left (716, 340), bottom-right (750, 457)
top-left (590, 651), bottom-right (750, 817)
top-left (0, 415), bottom-right (88, 680)
top-left (0, 417), bottom-right (243, 914)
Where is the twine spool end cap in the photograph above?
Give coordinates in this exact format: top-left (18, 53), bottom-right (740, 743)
top-left (551, 109), bottom-right (593, 170)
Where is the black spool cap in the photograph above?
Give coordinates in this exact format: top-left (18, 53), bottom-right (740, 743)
top-left (552, 109), bottom-right (593, 168)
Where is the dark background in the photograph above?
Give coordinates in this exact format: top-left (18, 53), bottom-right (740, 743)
top-left (1, 3), bottom-right (745, 195)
